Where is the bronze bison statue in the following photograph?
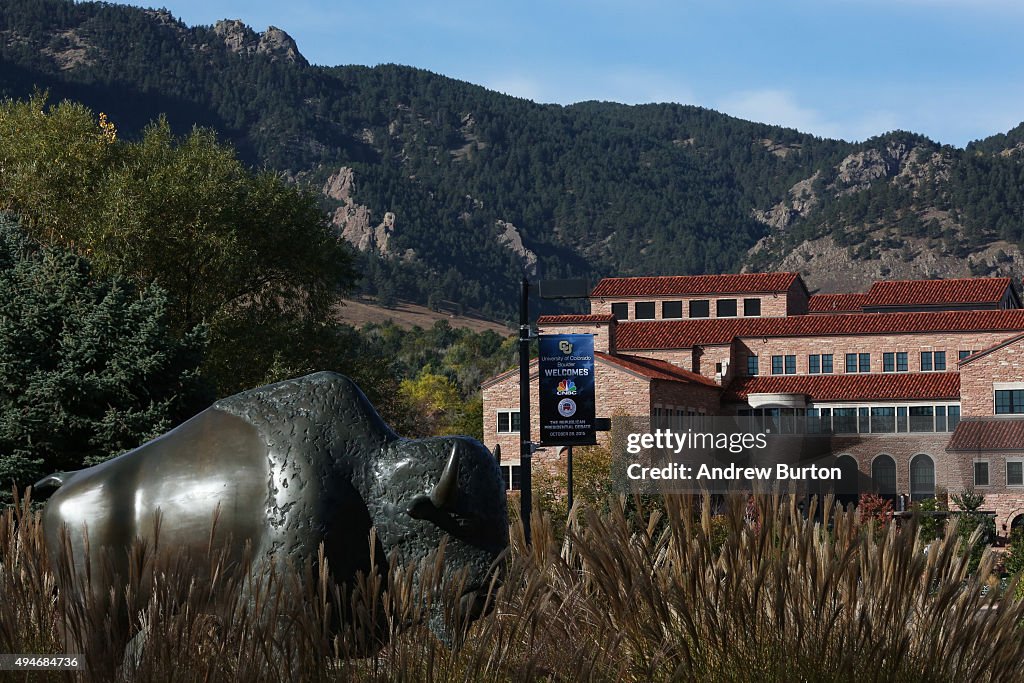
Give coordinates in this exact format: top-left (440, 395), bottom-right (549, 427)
top-left (37, 371), bottom-right (509, 663)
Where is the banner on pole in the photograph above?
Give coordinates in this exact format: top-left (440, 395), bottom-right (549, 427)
top-left (538, 333), bottom-right (596, 446)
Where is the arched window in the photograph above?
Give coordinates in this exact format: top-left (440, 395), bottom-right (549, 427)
top-left (835, 455), bottom-right (860, 507)
top-left (872, 454), bottom-right (897, 502)
top-left (910, 454), bottom-right (935, 502)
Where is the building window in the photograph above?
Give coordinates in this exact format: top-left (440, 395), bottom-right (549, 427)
top-left (996, 390), bottom-right (1024, 414)
top-left (948, 405), bottom-right (960, 431)
top-left (717, 299), bottom-right (738, 317)
top-left (847, 353), bottom-right (870, 372)
top-left (974, 461), bottom-right (990, 487)
top-left (821, 354), bottom-right (833, 373)
top-left (921, 351), bottom-right (946, 371)
top-left (935, 406), bottom-right (947, 432)
top-left (910, 454), bottom-right (936, 501)
top-left (1008, 461), bottom-right (1024, 487)
top-left (662, 300), bottom-right (683, 319)
top-left (501, 465), bottom-right (522, 491)
top-left (715, 362), bottom-right (723, 374)
top-left (873, 455), bottom-right (897, 502)
top-left (611, 302), bottom-right (629, 320)
top-left (497, 410), bottom-right (521, 433)
top-left (635, 301), bottom-right (656, 319)
top-left (770, 355), bottom-right (795, 375)
top-left (809, 355), bottom-right (820, 374)
top-left (909, 406), bottom-right (934, 432)
top-left (690, 300), bottom-right (709, 318)
top-left (833, 408), bottom-right (858, 433)
top-left (883, 352), bottom-right (908, 372)
top-left (959, 350), bottom-right (976, 361)
top-left (743, 298), bottom-right (761, 316)
top-left (870, 407), bottom-right (895, 433)
top-left (747, 355), bottom-right (759, 376)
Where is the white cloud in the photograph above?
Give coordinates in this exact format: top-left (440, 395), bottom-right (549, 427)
top-left (481, 68), bottom-right (696, 108)
top-left (716, 88), bottom-right (901, 142)
top-left (483, 75), bottom-right (547, 102)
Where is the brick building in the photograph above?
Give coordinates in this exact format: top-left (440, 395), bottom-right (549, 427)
top-left (481, 273), bottom-right (1024, 533)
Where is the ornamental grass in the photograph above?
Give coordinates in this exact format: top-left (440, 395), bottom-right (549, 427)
top-left (2, 489), bottom-right (1023, 682)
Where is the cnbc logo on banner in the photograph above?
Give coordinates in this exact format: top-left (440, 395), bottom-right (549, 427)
top-left (538, 334), bottom-right (596, 446)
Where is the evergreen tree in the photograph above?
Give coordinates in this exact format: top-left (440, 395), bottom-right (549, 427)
top-left (0, 217), bottom-right (209, 502)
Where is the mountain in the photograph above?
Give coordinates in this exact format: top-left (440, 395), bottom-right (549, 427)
top-left (2, 0), bottom-right (1024, 321)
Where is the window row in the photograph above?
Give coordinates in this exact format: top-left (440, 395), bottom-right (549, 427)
top-left (810, 405), bottom-right (960, 434)
top-left (974, 460), bottom-right (1024, 487)
top-left (610, 297), bottom-right (761, 321)
top-left (652, 406), bottom-right (708, 428)
top-left (746, 351), bottom-right (958, 376)
top-left (736, 405), bottom-right (960, 433)
top-left (871, 453), bottom-right (935, 502)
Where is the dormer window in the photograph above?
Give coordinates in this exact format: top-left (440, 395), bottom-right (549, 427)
top-left (717, 299), bottom-right (737, 317)
top-left (634, 302), bottom-right (656, 320)
top-left (662, 300), bottom-right (683, 319)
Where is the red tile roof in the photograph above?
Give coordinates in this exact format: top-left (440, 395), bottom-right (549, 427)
top-left (615, 309), bottom-right (1024, 350)
top-left (538, 314), bottom-right (616, 324)
top-left (947, 418), bottom-right (1024, 451)
top-left (724, 372), bottom-right (960, 403)
top-left (596, 352), bottom-right (720, 387)
top-left (590, 272), bottom-right (801, 297)
top-left (807, 293), bottom-right (868, 314)
top-left (863, 277), bottom-right (1011, 308)
top-left (480, 353), bottom-right (719, 389)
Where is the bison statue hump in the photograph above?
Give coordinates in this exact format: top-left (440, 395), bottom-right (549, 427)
top-left (37, 371), bottom-right (509, 654)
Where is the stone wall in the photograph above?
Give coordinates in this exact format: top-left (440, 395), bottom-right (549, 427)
top-left (960, 335), bottom-right (1024, 415)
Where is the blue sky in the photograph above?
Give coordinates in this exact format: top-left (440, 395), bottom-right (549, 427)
top-left (137, 0), bottom-right (1024, 147)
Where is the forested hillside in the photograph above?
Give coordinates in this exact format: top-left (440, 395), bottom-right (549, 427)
top-left (2, 0), bottom-right (1024, 318)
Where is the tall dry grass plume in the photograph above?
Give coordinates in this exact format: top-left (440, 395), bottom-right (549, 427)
top-left (2, 488), bottom-right (1024, 681)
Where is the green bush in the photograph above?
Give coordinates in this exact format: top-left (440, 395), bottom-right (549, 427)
top-left (0, 218), bottom-right (208, 501)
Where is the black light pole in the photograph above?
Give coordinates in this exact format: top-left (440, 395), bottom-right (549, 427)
top-left (519, 276), bottom-right (533, 546)
top-left (566, 446), bottom-right (574, 516)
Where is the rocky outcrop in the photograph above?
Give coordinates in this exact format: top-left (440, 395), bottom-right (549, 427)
top-left (831, 142), bottom-right (915, 195)
top-left (39, 29), bottom-right (92, 71)
top-left (762, 232), bottom-right (1024, 295)
top-left (496, 220), bottom-right (538, 277)
top-left (258, 26), bottom-right (306, 65)
top-left (753, 141), bottom-right (949, 231)
top-left (213, 20), bottom-right (307, 65)
top-left (323, 167), bottom-right (397, 256)
top-left (752, 171), bottom-right (821, 230)
top-left (322, 166), bottom-right (354, 203)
